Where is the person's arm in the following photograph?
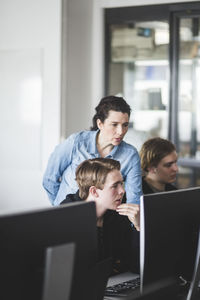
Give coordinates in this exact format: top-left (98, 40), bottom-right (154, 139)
top-left (124, 151), bottom-right (142, 204)
top-left (116, 203), bottom-right (140, 231)
top-left (42, 133), bottom-right (77, 204)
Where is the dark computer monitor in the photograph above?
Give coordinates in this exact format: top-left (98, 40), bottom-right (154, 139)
top-left (140, 187), bottom-right (200, 294)
top-left (187, 228), bottom-right (200, 300)
top-left (0, 201), bottom-right (98, 300)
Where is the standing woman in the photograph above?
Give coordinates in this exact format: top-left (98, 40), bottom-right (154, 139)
top-left (43, 96), bottom-right (142, 205)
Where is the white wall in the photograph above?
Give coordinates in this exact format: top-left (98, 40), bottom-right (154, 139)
top-left (0, 0), bottom-right (61, 213)
top-left (61, 0), bottom-right (95, 139)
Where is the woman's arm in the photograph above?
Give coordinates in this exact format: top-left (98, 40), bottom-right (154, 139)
top-left (124, 151), bottom-right (142, 204)
top-left (42, 133), bottom-right (77, 204)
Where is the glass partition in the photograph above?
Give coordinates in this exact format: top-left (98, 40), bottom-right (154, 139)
top-left (105, 4), bottom-right (200, 189)
top-left (108, 21), bottom-right (169, 151)
top-left (178, 17), bottom-right (200, 160)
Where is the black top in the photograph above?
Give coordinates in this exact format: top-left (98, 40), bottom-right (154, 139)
top-left (62, 190), bottom-right (82, 204)
top-left (61, 192), bottom-right (139, 275)
top-left (142, 177), bottom-right (177, 195)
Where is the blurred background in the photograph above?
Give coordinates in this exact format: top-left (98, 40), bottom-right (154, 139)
top-left (0, 0), bottom-right (200, 213)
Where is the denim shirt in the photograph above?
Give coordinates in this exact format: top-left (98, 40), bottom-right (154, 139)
top-left (43, 130), bottom-right (142, 205)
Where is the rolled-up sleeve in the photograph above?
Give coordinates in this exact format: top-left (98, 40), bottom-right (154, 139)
top-left (125, 150), bottom-right (142, 204)
top-left (114, 142), bottom-right (142, 204)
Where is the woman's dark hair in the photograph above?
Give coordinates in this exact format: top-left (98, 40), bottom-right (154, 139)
top-left (90, 95), bottom-right (131, 131)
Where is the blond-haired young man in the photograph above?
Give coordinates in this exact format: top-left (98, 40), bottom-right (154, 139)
top-left (61, 158), bottom-right (140, 274)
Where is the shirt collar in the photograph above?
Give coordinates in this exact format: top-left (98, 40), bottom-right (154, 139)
top-left (88, 129), bottom-right (120, 158)
top-left (89, 130), bottom-right (99, 155)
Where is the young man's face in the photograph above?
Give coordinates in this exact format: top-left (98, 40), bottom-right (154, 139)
top-left (154, 151), bottom-right (178, 184)
top-left (97, 110), bottom-right (129, 146)
top-left (96, 169), bottom-right (125, 210)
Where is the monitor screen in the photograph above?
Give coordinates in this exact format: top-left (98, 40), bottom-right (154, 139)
top-left (140, 187), bottom-right (200, 293)
top-left (0, 201), bottom-right (98, 300)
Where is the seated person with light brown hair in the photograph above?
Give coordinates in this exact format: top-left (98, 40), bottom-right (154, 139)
top-left (61, 157), bottom-right (140, 274)
top-left (140, 137), bottom-right (178, 194)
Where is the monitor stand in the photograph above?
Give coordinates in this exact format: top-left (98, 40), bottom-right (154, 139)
top-left (187, 228), bottom-right (200, 300)
top-left (42, 242), bottom-right (75, 300)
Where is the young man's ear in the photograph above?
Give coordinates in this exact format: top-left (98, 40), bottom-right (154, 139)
top-left (89, 186), bottom-right (99, 198)
top-left (148, 166), bottom-right (157, 174)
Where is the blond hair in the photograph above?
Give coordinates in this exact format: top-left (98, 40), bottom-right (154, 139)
top-left (76, 158), bottom-right (120, 200)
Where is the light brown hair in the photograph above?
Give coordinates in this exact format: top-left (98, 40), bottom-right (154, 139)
top-left (75, 158), bottom-right (121, 200)
top-left (140, 137), bottom-right (176, 173)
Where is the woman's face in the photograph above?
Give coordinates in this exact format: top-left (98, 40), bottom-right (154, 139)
top-left (97, 110), bottom-right (129, 146)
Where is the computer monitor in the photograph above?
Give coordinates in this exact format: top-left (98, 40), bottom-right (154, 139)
top-left (0, 201), bottom-right (98, 300)
top-left (140, 187), bottom-right (200, 294)
top-left (187, 227), bottom-right (200, 300)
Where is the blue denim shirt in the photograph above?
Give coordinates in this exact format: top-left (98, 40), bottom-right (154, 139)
top-left (43, 130), bottom-right (142, 205)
